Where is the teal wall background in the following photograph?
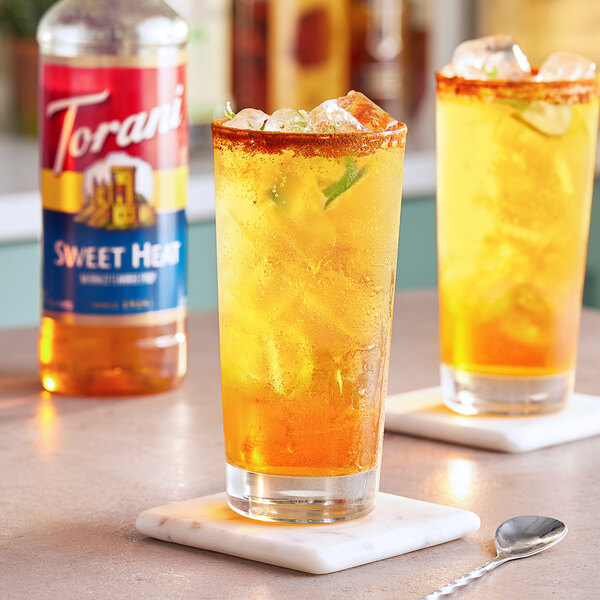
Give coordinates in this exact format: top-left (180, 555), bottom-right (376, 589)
top-left (0, 242), bottom-right (40, 328)
top-left (1, 182), bottom-right (599, 330)
top-left (584, 180), bottom-right (600, 307)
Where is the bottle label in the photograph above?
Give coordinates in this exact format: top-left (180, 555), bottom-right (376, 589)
top-left (40, 61), bottom-right (188, 319)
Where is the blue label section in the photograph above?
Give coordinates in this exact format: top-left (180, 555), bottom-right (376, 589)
top-left (43, 209), bottom-right (187, 315)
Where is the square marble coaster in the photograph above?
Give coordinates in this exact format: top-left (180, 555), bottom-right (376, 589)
top-left (386, 387), bottom-right (600, 453)
top-left (136, 492), bottom-right (480, 574)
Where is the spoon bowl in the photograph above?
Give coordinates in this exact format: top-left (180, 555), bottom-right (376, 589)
top-left (495, 515), bottom-right (567, 558)
top-left (422, 516), bottom-right (567, 599)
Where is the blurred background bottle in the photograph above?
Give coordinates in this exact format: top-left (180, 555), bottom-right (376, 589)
top-left (231, 0), bottom-right (350, 114)
top-left (37, 0), bottom-right (189, 396)
top-left (167, 0), bottom-right (230, 152)
top-left (350, 0), bottom-right (408, 120)
top-left (477, 0), bottom-right (600, 66)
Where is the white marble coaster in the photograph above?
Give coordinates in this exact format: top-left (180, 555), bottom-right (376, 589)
top-left (386, 386), bottom-right (600, 453)
top-left (136, 492), bottom-right (479, 574)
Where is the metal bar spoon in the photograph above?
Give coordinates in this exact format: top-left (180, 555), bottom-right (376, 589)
top-left (421, 515), bottom-right (567, 599)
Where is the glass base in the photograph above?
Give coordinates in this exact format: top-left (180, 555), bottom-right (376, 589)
top-left (226, 463), bottom-right (379, 524)
top-left (441, 364), bottom-right (573, 415)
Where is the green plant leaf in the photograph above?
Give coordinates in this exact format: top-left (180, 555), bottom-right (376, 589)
top-left (0, 0), bottom-right (56, 38)
top-left (323, 158), bottom-right (367, 209)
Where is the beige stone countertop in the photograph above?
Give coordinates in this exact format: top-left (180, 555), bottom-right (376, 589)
top-left (2, 290), bottom-right (599, 599)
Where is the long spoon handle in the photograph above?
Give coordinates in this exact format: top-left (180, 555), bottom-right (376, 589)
top-left (420, 556), bottom-right (507, 599)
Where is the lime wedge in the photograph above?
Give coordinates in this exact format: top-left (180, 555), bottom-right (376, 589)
top-left (513, 101), bottom-right (572, 136)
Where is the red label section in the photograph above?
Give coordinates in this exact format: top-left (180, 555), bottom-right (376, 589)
top-left (41, 63), bottom-right (188, 173)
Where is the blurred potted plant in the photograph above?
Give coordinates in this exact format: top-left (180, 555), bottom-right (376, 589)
top-left (0, 0), bottom-right (56, 134)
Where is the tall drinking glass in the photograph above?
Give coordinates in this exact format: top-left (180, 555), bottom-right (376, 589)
top-left (212, 120), bottom-right (406, 522)
top-left (437, 73), bottom-right (599, 415)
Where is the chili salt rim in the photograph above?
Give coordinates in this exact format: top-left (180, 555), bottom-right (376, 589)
top-left (211, 118), bottom-right (407, 158)
top-left (436, 70), bottom-right (600, 104)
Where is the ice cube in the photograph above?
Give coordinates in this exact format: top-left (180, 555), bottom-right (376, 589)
top-left (449, 34), bottom-right (531, 81)
top-left (537, 52), bottom-right (597, 81)
top-left (499, 284), bottom-right (552, 347)
top-left (336, 90), bottom-right (399, 132)
top-left (224, 108), bottom-right (269, 130)
top-left (307, 99), bottom-right (367, 133)
top-left (263, 108), bottom-right (310, 132)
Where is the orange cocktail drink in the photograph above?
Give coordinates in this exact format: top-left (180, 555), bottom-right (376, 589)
top-left (213, 94), bottom-right (405, 522)
top-left (437, 68), bottom-right (599, 415)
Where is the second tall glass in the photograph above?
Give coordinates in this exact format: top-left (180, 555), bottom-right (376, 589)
top-left (437, 73), bottom-right (599, 415)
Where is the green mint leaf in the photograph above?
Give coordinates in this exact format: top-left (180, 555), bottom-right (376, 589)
top-left (267, 188), bottom-right (284, 204)
top-left (485, 65), bottom-right (499, 81)
top-left (323, 158), bottom-right (367, 209)
top-left (225, 101), bottom-right (236, 119)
